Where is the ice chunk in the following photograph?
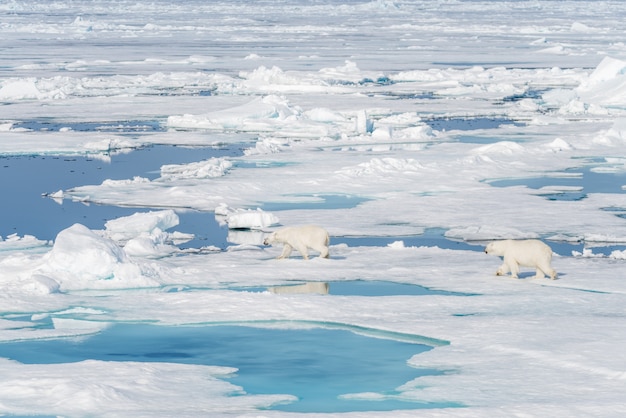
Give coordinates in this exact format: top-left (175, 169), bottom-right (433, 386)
top-left (103, 211), bottom-right (190, 258)
top-left (101, 176), bottom-right (150, 186)
top-left (0, 80), bottom-right (41, 100)
top-left (542, 138), bottom-right (574, 152)
top-left (445, 226), bottom-right (538, 241)
top-left (83, 138), bottom-right (138, 152)
top-left (585, 56), bottom-right (626, 87)
top-left (574, 57), bottom-right (626, 110)
top-left (225, 208), bottom-right (279, 230)
top-left (355, 109), bottom-right (373, 134)
top-left (610, 249), bottom-right (626, 259)
top-left (570, 22), bottom-right (595, 33)
top-left (0, 234), bottom-right (49, 252)
top-left (40, 224), bottom-right (159, 288)
top-left (44, 223), bottom-right (130, 280)
top-left (123, 228), bottom-right (181, 258)
top-left (104, 210), bottom-right (180, 243)
top-left (160, 157), bottom-right (232, 179)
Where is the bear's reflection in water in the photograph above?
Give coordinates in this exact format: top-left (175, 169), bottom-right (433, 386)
top-left (269, 282), bottom-right (330, 295)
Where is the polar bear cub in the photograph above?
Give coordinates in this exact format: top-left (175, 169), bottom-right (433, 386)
top-left (485, 239), bottom-right (557, 279)
top-left (263, 225), bottom-right (330, 260)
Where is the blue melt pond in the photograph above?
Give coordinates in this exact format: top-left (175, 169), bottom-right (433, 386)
top-left (0, 324), bottom-right (455, 413)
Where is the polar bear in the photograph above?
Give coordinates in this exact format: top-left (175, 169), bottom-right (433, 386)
top-left (485, 239), bottom-right (557, 279)
top-left (263, 225), bottom-right (330, 260)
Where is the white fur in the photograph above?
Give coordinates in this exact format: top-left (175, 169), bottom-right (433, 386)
top-left (263, 225), bottom-right (330, 260)
top-left (485, 239), bottom-right (557, 279)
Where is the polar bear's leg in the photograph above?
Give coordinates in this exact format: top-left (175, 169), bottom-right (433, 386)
top-left (278, 244), bottom-right (293, 259)
top-left (536, 261), bottom-right (557, 280)
top-left (320, 233), bottom-right (330, 258)
top-left (496, 262), bottom-right (509, 276)
top-left (509, 263), bottom-right (520, 279)
top-left (309, 242), bottom-right (329, 258)
top-left (504, 257), bottom-right (519, 278)
top-left (294, 244), bottom-right (309, 260)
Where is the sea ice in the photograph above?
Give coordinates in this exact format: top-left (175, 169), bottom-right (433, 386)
top-left (1, 0), bottom-right (626, 416)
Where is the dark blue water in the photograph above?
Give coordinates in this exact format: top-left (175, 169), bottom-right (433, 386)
top-left (488, 166), bottom-right (626, 199)
top-left (0, 146), bottom-right (504, 252)
top-left (12, 119), bottom-right (162, 133)
top-left (0, 145), bottom-right (237, 248)
top-left (4, 145), bottom-right (623, 257)
top-left (0, 323), bottom-right (455, 413)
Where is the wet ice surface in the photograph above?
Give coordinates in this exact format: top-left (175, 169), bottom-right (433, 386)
top-left (2, 0), bottom-right (626, 417)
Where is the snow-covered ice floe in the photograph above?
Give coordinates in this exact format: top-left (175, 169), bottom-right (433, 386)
top-left (2, 0), bottom-right (626, 416)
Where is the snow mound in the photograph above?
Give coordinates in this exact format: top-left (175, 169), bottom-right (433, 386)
top-left (166, 95), bottom-right (302, 131)
top-left (40, 224), bottom-right (159, 288)
top-left (542, 138), bottom-right (574, 152)
top-left (471, 141), bottom-right (525, 156)
top-left (337, 157), bottom-right (424, 176)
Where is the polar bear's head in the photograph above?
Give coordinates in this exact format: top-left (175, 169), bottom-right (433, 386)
top-left (263, 232), bottom-right (277, 246)
top-left (484, 241), bottom-right (506, 256)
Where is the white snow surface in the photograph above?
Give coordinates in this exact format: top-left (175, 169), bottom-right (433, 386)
top-left (2, 0), bottom-right (626, 417)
